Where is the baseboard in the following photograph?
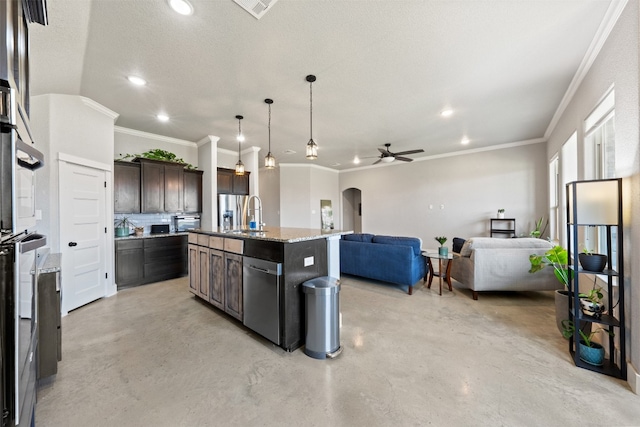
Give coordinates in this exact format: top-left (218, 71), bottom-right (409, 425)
top-left (628, 362), bottom-right (640, 394)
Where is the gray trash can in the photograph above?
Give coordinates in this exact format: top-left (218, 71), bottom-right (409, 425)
top-left (302, 276), bottom-right (342, 359)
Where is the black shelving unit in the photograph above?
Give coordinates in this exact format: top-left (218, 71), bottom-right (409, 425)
top-left (566, 178), bottom-right (625, 379)
top-left (490, 218), bottom-right (516, 237)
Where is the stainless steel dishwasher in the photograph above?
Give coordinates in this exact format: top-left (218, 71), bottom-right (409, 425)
top-left (243, 257), bottom-right (282, 345)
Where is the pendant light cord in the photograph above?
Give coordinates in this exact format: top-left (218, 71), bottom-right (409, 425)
top-left (268, 103), bottom-right (272, 151)
top-left (238, 118), bottom-right (242, 156)
top-left (309, 80), bottom-right (313, 139)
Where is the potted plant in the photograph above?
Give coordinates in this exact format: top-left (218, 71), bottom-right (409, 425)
top-left (529, 216), bottom-right (548, 238)
top-left (497, 208), bottom-right (505, 219)
top-left (561, 320), bottom-right (613, 366)
top-left (578, 247), bottom-right (608, 272)
top-left (134, 226), bottom-right (145, 237)
top-left (579, 283), bottom-right (605, 318)
top-left (114, 216), bottom-right (135, 237)
top-left (435, 236), bottom-right (448, 256)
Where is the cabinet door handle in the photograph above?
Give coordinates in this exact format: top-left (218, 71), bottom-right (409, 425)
top-left (68, 242), bottom-right (78, 247)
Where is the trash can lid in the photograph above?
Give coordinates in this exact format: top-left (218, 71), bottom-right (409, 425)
top-left (302, 276), bottom-right (340, 294)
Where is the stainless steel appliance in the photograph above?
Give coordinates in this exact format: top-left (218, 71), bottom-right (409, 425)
top-left (173, 215), bottom-right (200, 232)
top-left (218, 194), bottom-right (249, 229)
top-left (1, 66), bottom-right (46, 427)
top-left (243, 257), bottom-right (282, 345)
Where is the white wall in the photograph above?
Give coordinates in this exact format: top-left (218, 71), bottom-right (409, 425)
top-left (32, 95), bottom-right (117, 252)
top-left (114, 127), bottom-right (198, 167)
top-left (279, 164), bottom-right (340, 229)
top-left (259, 167), bottom-right (281, 227)
top-left (546, 0), bottom-right (640, 392)
top-left (339, 142), bottom-right (548, 248)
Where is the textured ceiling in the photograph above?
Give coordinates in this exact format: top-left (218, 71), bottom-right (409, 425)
top-left (29, 0), bottom-right (614, 170)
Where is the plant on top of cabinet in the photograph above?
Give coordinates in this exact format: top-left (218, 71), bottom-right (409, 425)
top-left (117, 149), bottom-right (196, 170)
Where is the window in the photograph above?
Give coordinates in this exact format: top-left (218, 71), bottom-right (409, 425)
top-left (548, 155), bottom-right (559, 243)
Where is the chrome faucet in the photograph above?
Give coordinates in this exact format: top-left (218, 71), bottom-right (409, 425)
top-left (248, 195), bottom-right (264, 230)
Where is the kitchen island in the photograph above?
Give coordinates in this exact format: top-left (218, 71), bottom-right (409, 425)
top-left (188, 227), bottom-right (350, 351)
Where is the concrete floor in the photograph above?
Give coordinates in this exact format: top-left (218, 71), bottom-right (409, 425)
top-left (36, 276), bottom-right (640, 426)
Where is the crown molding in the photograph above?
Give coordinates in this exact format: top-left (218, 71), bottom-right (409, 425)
top-left (544, 0), bottom-right (629, 139)
top-left (80, 97), bottom-right (119, 120)
top-left (197, 135), bottom-right (220, 147)
top-left (278, 163), bottom-right (340, 174)
top-left (114, 126), bottom-right (197, 147)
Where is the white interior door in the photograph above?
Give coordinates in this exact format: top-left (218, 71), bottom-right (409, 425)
top-left (60, 161), bottom-right (107, 313)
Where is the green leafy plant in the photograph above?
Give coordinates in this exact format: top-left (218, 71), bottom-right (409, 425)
top-left (561, 320), bottom-right (613, 347)
top-left (114, 216), bottom-right (135, 229)
top-left (530, 216), bottom-right (548, 238)
top-left (529, 245), bottom-right (570, 287)
top-left (434, 236), bottom-right (447, 246)
top-left (498, 209), bottom-right (505, 213)
top-left (580, 285), bottom-right (604, 303)
top-left (582, 247), bottom-right (594, 255)
top-left (117, 149), bottom-right (196, 170)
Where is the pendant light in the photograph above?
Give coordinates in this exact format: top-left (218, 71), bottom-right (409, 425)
top-left (235, 115), bottom-right (245, 176)
top-left (305, 74), bottom-right (318, 160)
top-left (264, 99), bottom-right (276, 169)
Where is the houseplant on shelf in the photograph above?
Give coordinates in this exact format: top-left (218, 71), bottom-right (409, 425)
top-left (435, 236), bottom-right (448, 256)
top-left (578, 247), bottom-right (608, 272)
top-left (579, 281), bottom-right (605, 318)
top-left (497, 208), bottom-right (505, 219)
top-left (114, 216), bottom-right (135, 237)
top-left (561, 320), bottom-right (613, 366)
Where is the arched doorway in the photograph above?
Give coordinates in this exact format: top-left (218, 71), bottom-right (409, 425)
top-left (342, 188), bottom-right (362, 233)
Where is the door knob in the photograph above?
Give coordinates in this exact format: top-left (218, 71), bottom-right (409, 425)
top-left (68, 242), bottom-right (77, 247)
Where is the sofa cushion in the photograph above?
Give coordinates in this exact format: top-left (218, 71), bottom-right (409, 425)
top-left (342, 233), bottom-right (374, 243)
top-left (371, 235), bottom-right (422, 257)
top-left (459, 237), bottom-right (552, 257)
top-left (452, 237), bottom-right (466, 253)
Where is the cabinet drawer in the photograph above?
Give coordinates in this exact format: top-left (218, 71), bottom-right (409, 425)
top-left (144, 235), bottom-right (186, 248)
top-left (116, 239), bottom-right (144, 250)
top-left (188, 233), bottom-right (199, 244)
top-left (224, 238), bottom-right (243, 254)
top-left (209, 236), bottom-right (224, 250)
top-left (197, 234), bottom-right (209, 246)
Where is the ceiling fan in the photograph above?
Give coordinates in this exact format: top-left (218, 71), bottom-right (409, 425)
top-left (372, 143), bottom-right (424, 165)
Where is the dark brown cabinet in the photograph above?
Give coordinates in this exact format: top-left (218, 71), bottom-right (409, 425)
top-left (115, 239), bottom-right (144, 287)
top-left (140, 159), bottom-right (184, 213)
top-left (217, 168), bottom-right (250, 195)
top-left (184, 170), bottom-right (204, 213)
top-left (114, 161), bottom-right (141, 213)
top-left (209, 249), bottom-right (224, 310)
top-left (116, 235), bottom-right (187, 289)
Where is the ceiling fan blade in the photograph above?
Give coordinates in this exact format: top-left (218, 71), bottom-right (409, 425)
top-left (393, 149), bottom-right (424, 156)
top-left (372, 159), bottom-right (382, 165)
top-left (378, 148), bottom-right (389, 155)
top-left (395, 156), bottom-right (414, 162)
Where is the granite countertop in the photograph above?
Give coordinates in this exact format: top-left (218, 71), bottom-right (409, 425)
top-left (192, 226), bottom-right (352, 243)
top-left (115, 232), bottom-right (189, 241)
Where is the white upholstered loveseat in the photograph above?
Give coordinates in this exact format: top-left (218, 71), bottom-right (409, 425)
top-left (450, 237), bottom-right (560, 300)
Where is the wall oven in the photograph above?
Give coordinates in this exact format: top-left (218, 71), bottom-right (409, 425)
top-left (1, 76), bottom-right (45, 427)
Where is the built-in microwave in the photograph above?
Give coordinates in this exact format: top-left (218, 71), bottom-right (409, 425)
top-left (174, 215), bottom-right (200, 232)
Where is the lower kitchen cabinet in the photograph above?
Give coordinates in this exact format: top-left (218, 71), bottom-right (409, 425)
top-left (116, 235), bottom-right (187, 289)
top-left (188, 233), bottom-right (243, 321)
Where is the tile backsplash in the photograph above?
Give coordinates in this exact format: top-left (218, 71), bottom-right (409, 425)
top-left (115, 213), bottom-right (176, 233)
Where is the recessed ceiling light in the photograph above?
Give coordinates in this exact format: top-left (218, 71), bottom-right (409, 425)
top-left (283, 149), bottom-right (296, 155)
top-left (169, 0), bottom-right (193, 15)
top-left (157, 114), bottom-right (169, 122)
top-left (353, 156), bottom-right (360, 164)
top-left (461, 137), bottom-right (470, 145)
top-left (127, 75), bottom-right (147, 86)
top-left (441, 109), bottom-right (454, 117)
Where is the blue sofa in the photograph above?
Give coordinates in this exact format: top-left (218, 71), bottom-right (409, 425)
top-left (339, 233), bottom-right (427, 294)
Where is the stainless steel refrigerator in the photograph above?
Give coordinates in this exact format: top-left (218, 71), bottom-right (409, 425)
top-left (218, 194), bottom-right (250, 229)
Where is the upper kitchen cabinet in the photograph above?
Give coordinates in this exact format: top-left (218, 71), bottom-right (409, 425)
top-left (138, 158), bottom-right (183, 213)
top-left (114, 161), bottom-right (141, 213)
top-left (217, 167), bottom-right (250, 195)
top-left (184, 169), bottom-right (204, 213)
